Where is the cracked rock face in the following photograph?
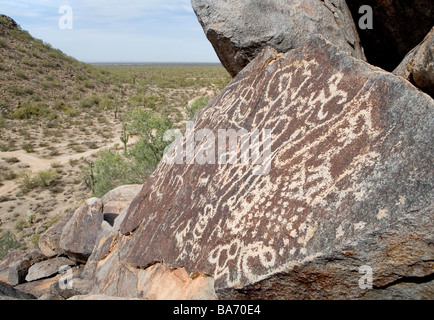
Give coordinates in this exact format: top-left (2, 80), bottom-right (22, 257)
top-left (86, 36), bottom-right (434, 299)
top-left (191, 0), bottom-right (365, 77)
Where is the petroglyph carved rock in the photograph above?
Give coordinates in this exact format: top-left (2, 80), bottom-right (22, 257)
top-left (85, 37), bottom-right (434, 299)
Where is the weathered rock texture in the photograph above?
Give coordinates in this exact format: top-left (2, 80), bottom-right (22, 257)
top-left (0, 281), bottom-right (36, 300)
top-left (191, 0), bottom-right (365, 77)
top-left (346, 0), bottom-right (434, 71)
top-left (5, 250), bottom-right (45, 286)
top-left (59, 198), bottom-right (103, 263)
top-left (38, 210), bottom-right (75, 258)
top-left (97, 36), bottom-right (434, 299)
top-left (25, 257), bottom-right (75, 282)
top-left (394, 27), bottom-right (434, 97)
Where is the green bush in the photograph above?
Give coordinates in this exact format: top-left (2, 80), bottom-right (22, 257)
top-left (0, 39), bottom-right (8, 48)
top-left (186, 96), bottom-right (209, 120)
top-left (0, 231), bottom-right (25, 259)
top-left (11, 102), bottom-right (54, 120)
top-left (89, 109), bottom-right (175, 197)
top-left (91, 150), bottom-right (130, 197)
top-left (80, 95), bottom-right (100, 108)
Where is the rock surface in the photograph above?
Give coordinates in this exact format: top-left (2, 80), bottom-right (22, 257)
top-left (101, 184), bottom-right (142, 226)
top-left (25, 257), bottom-right (75, 282)
top-left (59, 198), bottom-right (103, 263)
top-left (346, 0), bottom-right (434, 71)
top-left (191, 0), bottom-right (365, 77)
top-left (394, 27), bottom-right (434, 97)
top-left (109, 36), bottom-right (433, 299)
top-left (5, 250), bottom-right (46, 286)
top-left (38, 210), bottom-right (75, 258)
top-left (0, 281), bottom-right (36, 300)
top-left (14, 274), bottom-right (64, 299)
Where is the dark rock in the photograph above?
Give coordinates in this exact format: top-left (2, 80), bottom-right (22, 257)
top-left (191, 0), bottom-right (365, 77)
top-left (0, 281), bottom-right (36, 300)
top-left (346, 0), bottom-right (434, 71)
top-left (109, 36), bottom-right (433, 299)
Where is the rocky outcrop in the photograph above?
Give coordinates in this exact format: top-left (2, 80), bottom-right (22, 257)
top-left (346, 0), bottom-right (434, 71)
top-left (0, 185), bottom-right (143, 299)
top-left (394, 27), bottom-right (434, 97)
top-left (105, 36), bottom-right (434, 299)
top-left (191, 0), bottom-right (365, 77)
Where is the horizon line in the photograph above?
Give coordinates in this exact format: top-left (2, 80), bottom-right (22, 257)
top-left (87, 61), bottom-right (223, 66)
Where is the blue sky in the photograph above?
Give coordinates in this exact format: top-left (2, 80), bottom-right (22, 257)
top-left (0, 0), bottom-right (220, 63)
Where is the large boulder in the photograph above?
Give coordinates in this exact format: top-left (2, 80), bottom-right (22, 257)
top-left (96, 36), bottom-right (434, 299)
top-left (38, 210), bottom-right (75, 258)
top-left (191, 0), bottom-right (365, 77)
top-left (59, 198), bottom-right (103, 263)
top-left (346, 0), bottom-right (434, 71)
top-left (394, 27), bottom-right (434, 97)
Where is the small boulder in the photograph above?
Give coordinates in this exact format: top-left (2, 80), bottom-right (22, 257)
top-left (25, 257), bottom-right (75, 282)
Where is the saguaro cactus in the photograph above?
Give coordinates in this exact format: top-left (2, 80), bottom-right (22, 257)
top-left (120, 122), bottom-right (129, 154)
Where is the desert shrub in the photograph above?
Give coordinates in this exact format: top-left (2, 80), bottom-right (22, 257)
top-left (185, 96), bottom-right (209, 120)
top-left (15, 220), bottom-right (27, 232)
top-left (4, 157), bottom-right (20, 164)
top-left (0, 39), bottom-right (8, 48)
top-left (90, 150), bottom-right (130, 197)
top-left (90, 109), bottom-right (175, 197)
top-left (15, 70), bottom-right (29, 80)
top-left (83, 80), bottom-right (96, 89)
top-left (22, 142), bottom-right (35, 153)
top-left (126, 109), bottom-right (174, 178)
top-left (11, 102), bottom-right (53, 120)
top-left (34, 169), bottom-right (59, 188)
top-left (41, 59), bottom-right (57, 68)
top-left (80, 95), bottom-right (100, 108)
top-left (8, 86), bottom-right (34, 96)
top-left (18, 171), bottom-right (37, 190)
top-left (0, 231), bottom-right (25, 259)
top-left (22, 59), bottom-right (37, 67)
